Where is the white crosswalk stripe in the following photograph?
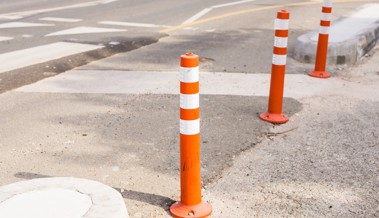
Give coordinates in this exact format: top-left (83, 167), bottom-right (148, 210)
top-left (0, 42), bottom-right (103, 74)
top-left (0, 15), bottom-right (159, 77)
top-left (0, 0), bottom-right (120, 18)
top-left (45, 26), bottom-right (126, 36)
top-left (0, 22), bottom-right (54, 29)
top-left (0, 36), bottom-right (13, 42)
top-left (0, 15), bottom-right (23, 20)
top-left (99, 21), bottom-right (169, 28)
top-left (39, 17), bottom-right (82, 23)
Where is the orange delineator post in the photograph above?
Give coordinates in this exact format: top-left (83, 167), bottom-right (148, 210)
top-left (309, 0), bottom-right (332, 78)
top-left (170, 53), bottom-right (212, 218)
top-left (259, 10), bottom-right (290, 124)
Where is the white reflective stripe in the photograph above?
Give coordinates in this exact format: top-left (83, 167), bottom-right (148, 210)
top-left (180, 67), bottom-right (199, 82)
top-left (322, 0), bottom-right (332, 7)
top-left (274, 37), bottom-right (288, 48)
top-left (180, 93), bottom-right (199, 109)
top-left (180, 119), bottom-right (200, 135)
top-left (272, 54), bottom-right (287, 65)
top-left (319, 26), bottom-right (330, 34)
top-left (274, 19), bottom-right (289, 30)
top-left (321, 12), bottom-right (331, 21)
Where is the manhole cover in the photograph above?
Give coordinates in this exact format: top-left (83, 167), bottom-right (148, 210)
top-left (0, 188), bottom-right (91, 218)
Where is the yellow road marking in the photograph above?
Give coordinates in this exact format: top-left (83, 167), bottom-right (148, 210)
top-left (160, 0), bottom-right (370, 33)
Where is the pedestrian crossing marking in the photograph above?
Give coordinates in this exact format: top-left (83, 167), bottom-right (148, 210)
top-left (39, 17), bottom-right (82, 23)
top-left (0, 42), bottom-right (103, 74)
top-left (0, 22), bottom-right (54, 29)
top-left (99, 21), bottom-right (170, 28)
top-left (46, 26), bottom-right (126, 36)
top-left (0, 36), bottom-right (13, 42)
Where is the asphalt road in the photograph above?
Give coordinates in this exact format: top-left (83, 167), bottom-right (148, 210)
top-left (0, 0), bottom-right (258, 53)
top-left (0, 1), bottom-right (378, 217)
top-left (0, 0), bottom-right (371, 93)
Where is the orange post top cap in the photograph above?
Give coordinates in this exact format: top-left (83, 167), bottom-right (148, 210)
top-left (181, 52), bottom-right (199, 68)
top-left (277, 10), bottom-right (290, 19)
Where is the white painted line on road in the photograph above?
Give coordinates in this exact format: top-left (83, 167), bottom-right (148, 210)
top-left (182, 0), bottom-right (256, 24)
top-left (212, 0), bottom-right (257, 9)
top-left (0, 22), bottom-right (54, 29)
top-left (0, 42), bottom-right (103, 74)
top-left (0, 0), bottom-right (119, 18)
top-left (0, 37), bottom-right (13, 42)
top-left (182, 8), bottom-right (213, 25)
top-left (99, 21), bottom-right (170, 28)
top-left (183, 27), bottom-right (199, 30)
top-left (0, 15), bottom-right (23, 20)
top-left (100, 0), bottom-right (119, 3)
top-left (15, 70), bottom-right (355, 100)
top-left (39, 17), bottom-right (82, 23)
top-left (21, 34), bottom-right (33, 38)
top-left (46, 26), bottom-right (126, 36)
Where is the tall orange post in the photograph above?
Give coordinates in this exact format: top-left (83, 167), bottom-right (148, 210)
top-left (309, 0), bottom-right (332, 78)
top-left (259, 10), bottom-right (290, 124)
top-left (170, 53), bottom-right (212, 218)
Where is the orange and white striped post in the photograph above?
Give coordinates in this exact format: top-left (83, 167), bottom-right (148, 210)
top-left (170, 53), bottom-right (212, 218)
top-left (309, 0), bottom-right (332, 78)
top-left (259, 10), bottom-right (290, 124)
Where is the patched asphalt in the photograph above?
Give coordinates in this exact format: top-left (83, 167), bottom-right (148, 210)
top-left (0, 92), bottom-right (301, 185)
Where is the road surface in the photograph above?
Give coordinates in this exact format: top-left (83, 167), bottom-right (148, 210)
top-left (0, 0), bottom-right (378, 217)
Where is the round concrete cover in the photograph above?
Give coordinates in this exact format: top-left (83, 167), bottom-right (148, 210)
top-left (0, 177), bottom-right (129, 218)
top-left (0, 188), bottom-right (92, 218)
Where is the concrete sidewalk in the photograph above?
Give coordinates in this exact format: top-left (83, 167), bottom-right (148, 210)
top-left (206, 46), bottom-right (379, 217)
top-left (0, 1), bottom-right (378, 217)
top-left (0, 47), bottom-right (377, 217)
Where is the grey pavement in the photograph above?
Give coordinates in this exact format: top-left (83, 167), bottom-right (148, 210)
top-left (0, 90), bottom-right (300, 193)
top-left (1, 46), bottom-right (378, 217)
top-left (76, 1), bottom-right (379, 79)
top-left (205, 46), bottom-right (379, 218)
top-left (0, 1), bottom-right (379, 218)
top-left (0, 0), bottom-right (374, 94)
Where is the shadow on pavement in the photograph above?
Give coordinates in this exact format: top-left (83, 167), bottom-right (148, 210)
top-left (14, 172), bottom-right (52, 180)
top-left (114, 187), bottom-right (175, 210)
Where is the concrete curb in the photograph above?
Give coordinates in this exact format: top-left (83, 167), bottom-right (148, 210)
top-left (0, 177), bottom-right (129, 218)
top-left (291, 4), bottom-right (379, 65)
